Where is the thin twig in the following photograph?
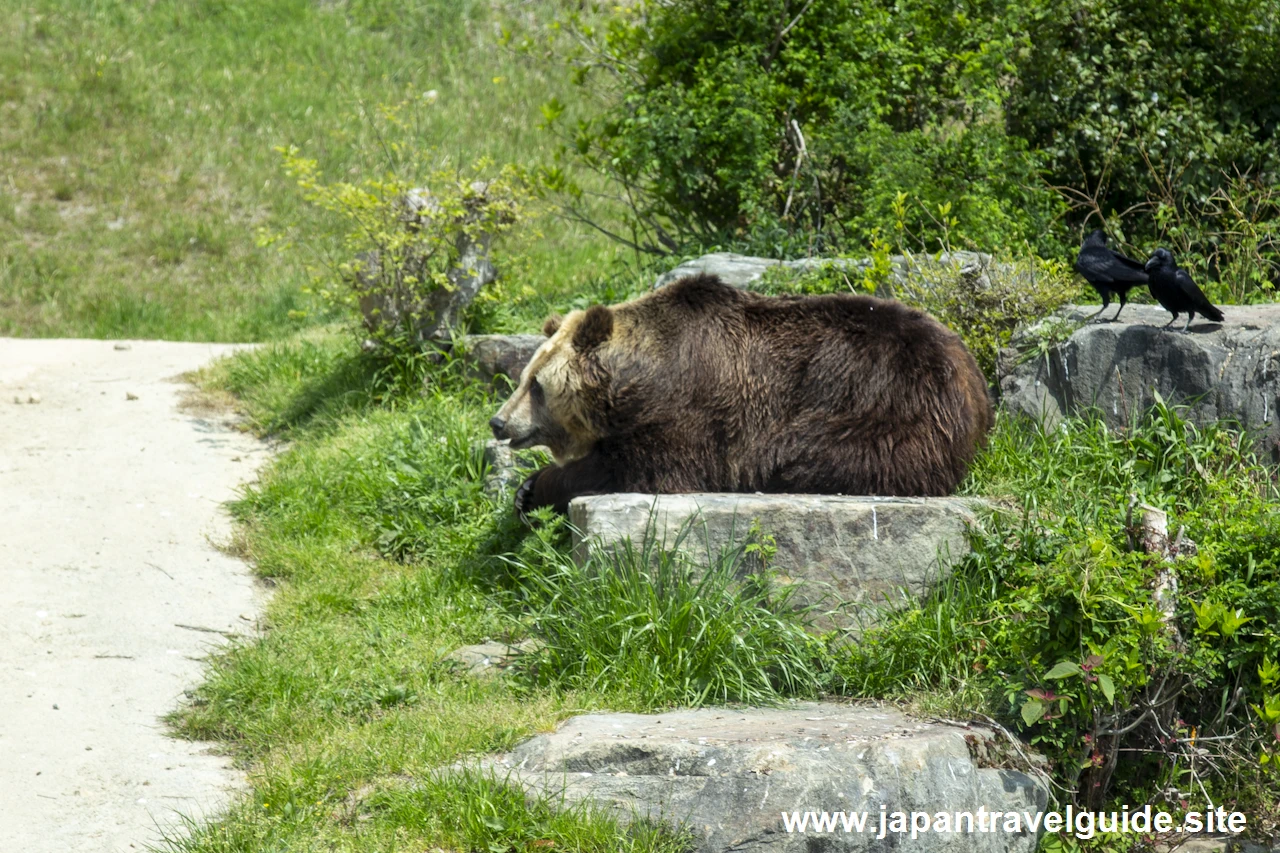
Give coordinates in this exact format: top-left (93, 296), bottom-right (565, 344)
top-left (174, 623), bottom-right (234, 637)
top-left (560, 205), bottom-right (665, 255)
top-left (779, 0), bottom-right (815, 38)
top-left (968, 713), bottom-right (1073, 795)
top-left (762, 0), bottom-right (815, 70)
top-left (144, 561), bottom-right (174, 580)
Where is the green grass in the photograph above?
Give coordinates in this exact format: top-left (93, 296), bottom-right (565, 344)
top-left (510, 516), bottom-right (832, 707)
top-left (0, 0), bottom-right (631, 341)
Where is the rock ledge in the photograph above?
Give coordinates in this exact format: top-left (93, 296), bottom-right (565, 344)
top-left (999, 304), bottom-right (1280, 459)
top-left (569, 493), bottom-right (986, 628)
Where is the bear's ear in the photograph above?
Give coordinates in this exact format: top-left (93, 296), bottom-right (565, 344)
top-left (542, 314), bottom-right (562, 337)
top-left (572, 305), bottom-right (613, 352)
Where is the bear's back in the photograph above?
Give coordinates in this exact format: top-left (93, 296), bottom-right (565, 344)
top-left (643, 273), bottom-right (958, 369)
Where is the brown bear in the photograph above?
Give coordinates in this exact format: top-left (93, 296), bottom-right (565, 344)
top-left (489, 273), bottom-right (992, 516)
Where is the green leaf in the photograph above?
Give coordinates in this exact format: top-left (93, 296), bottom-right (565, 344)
top-left (1097, 673), bottom-right (1115, 704)
top-left (1220, 608), bottom-right (1252, 638)
top-left (540, 98), bottom-right (566, 126)
top-left (1021, 699), bottom-right (1047, 726)
top-left (1045, 661), bottom-right (1081, 679)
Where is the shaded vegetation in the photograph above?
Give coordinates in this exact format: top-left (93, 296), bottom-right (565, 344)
top-left (531, 0), bottom-right (1279, 296)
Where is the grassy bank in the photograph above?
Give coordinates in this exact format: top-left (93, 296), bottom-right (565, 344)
top-left (172, 331), bottom-right (1280, 850)
top-left (167, 334), bottom-right (827, 851)
top-left (0, 0), bottom-right (625, 341)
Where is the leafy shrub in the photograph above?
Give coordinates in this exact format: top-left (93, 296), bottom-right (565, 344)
top-left (1006, 0), bottom-right (1280, 246)
top-left (1145, 172), bottom-right (1280, 305)
top-left (526, 0), bottom-right (1279, 277)
top-left (841, 403), bottom-right (1280, 819)
top-left (273, 98), bottom-right (534, 351)
top-left (531, 0), bottom-right (1067, 257)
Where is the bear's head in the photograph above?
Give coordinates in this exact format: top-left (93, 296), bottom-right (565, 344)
top-left (489, 305), bottom-right (614, 463)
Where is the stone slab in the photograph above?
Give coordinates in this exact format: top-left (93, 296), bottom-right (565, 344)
top-left (999, 305), bottom-right (1280, 459)
top-left (568, 493), bottom-right (985, 622)
top-left (485, 703), bottom-right (1049, 853)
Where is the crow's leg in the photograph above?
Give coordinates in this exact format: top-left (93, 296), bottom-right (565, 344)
top-left (1110, 293), bottom-right (1127, 322)
top-left (1181, 311), bottom-right (1196, 333)
top-left (1089, 290), bottom-right (1112, 322)
top-left (1162, 312), bottom-right (1179, 331)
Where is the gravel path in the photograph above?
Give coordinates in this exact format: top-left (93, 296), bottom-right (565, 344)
top-left (0, 339), bottom-right (267, 853)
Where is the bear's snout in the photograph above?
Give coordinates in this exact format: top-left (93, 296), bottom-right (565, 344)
top-left (488, 416), bottom-right (507, 438)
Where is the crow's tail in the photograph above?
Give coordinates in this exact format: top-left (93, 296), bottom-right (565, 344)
top-left (1201, 302), bottom-right (1225, 323)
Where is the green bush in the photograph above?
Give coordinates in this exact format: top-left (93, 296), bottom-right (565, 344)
top-left (1006, 0), bottom-right (1280, 241)
top-left (533, 0), bottom-right (1067, 257)
top-left (271, 96), bottom-right (538, 352)
top-left (528, 0), bottom-right (1278, 274)
top-left (841, 402), bottom-right (1280, 817)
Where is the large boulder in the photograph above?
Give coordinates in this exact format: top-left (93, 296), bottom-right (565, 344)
top-left (999, 305), bottom-right (1280, 458)
top-left (569, 493), bottom-right (985, 628)
top-left (485, 703), bottom-right (1049, 853)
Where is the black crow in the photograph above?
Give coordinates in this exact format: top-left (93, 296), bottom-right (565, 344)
top-left (1074, 229), bottom-right (1149, 322)
top-left (1144, 248), bottom-right (1224, 332)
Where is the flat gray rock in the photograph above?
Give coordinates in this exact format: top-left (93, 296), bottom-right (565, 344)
top-left (999, 305), bottom-right (1280, 455)
top-left (442, 640), bottom-right (542, 678)
top-left (568, 493), bottom-right (984, 628)
top-left (652, 251), bottom-right (998, 295)
top-left (1165, 837), bottom-right (1278, 853)
top-left (486, 703), bottom-right (1049, 853)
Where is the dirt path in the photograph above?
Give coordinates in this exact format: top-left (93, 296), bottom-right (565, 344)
top-left (0, 339), bottom-right (267, 853)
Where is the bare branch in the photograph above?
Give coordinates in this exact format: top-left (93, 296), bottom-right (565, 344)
top-left (762, 0), bottom-right (815, 70)
top-left (783, 119), bottom-right (807, 220)
top-left (778, 0), bottom-right (816, 39)
top-left (559, 203), bottom-right (666, 256)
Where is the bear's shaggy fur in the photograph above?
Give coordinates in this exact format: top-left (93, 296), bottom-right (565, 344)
top-left (490, 273), bottom-right (993, 515)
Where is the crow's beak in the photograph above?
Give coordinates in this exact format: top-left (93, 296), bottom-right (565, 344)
top-left (1144, 258), bottom-right (1157, 273)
